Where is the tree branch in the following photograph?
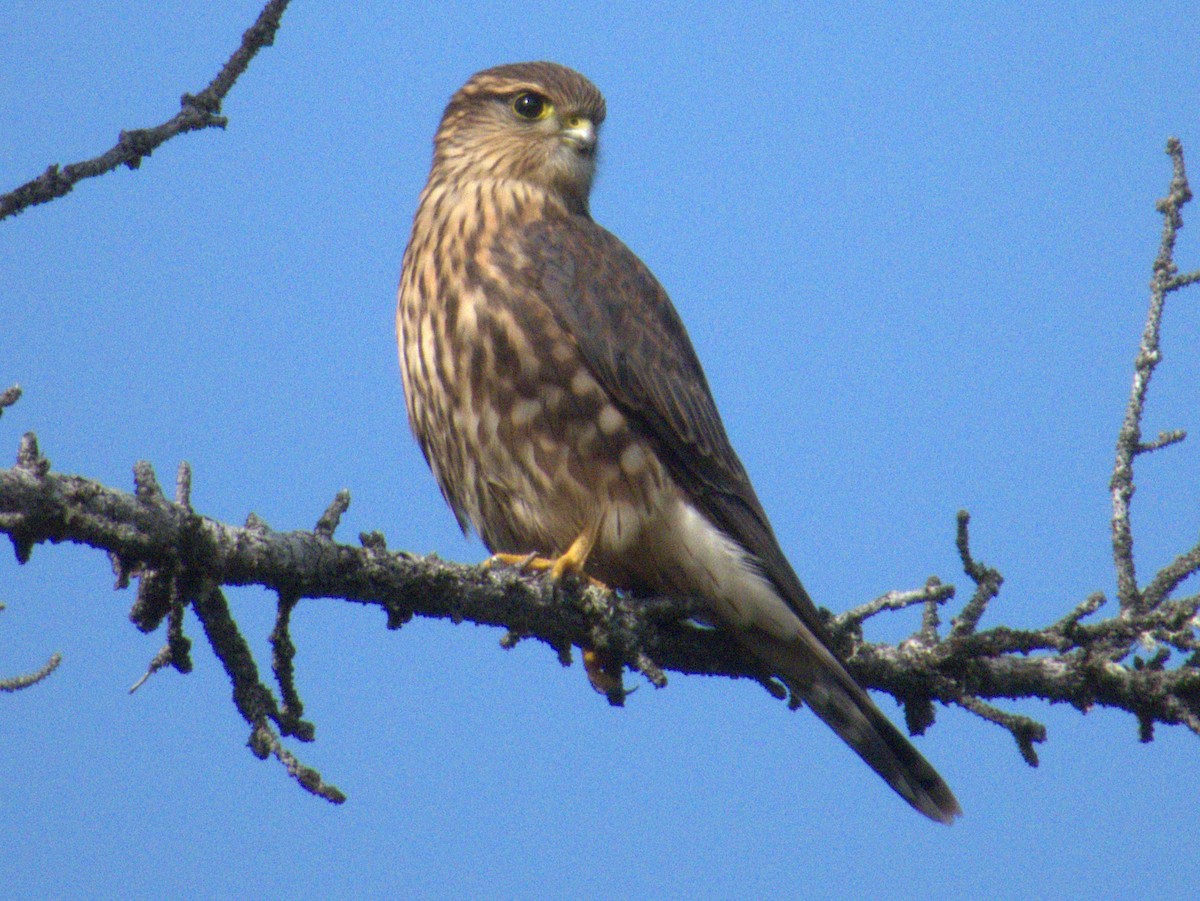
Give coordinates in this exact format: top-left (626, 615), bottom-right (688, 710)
top-left (1110, 137), bottom-right (1196, 615)
top-left (0, 0), bottom-right (291, 221)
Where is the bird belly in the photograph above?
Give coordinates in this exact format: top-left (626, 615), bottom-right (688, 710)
top-left (465, 370), bottom-right (671, 567)
top-left (400, 274), bottom-right (668, 565)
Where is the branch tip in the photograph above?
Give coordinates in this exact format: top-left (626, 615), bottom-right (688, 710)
top-left (835, 579), bottom-right (956, 632)
top-left (244, 511), bottom-right (269, 532)
top-left (359, 530), bottom-right (388, 552)
top-left (1138, 712), bottom-right (1155, 743)
top-left (950, 511), bottom-right (1003, 637)
top-left (1053, 592), bottom-right (1107, 633)
top-left (175, 462), bottom-right (193, 509)
top-left (634, 652), bottom-right (668, 688)
top-left (315, 490), bottom-right (351, 538)
top-left (133, 461), bottom-right (164, 502)
top-left (16, 433), bottom-right (49, 477)
top-left (0, 651), bottom-right (62, 693)
top-left (0, 385), bottom-right (21, 416)
top-left (499, 630), bottom-right (522, 649)
top-left (957, 695), bottom-right (1045, 766)
top-left (1137, 429), bottom-right (1186, 455)
top-left (10, 534), bottom-right (34, 565)
top-left (270, 591), bottom-right (308, 735)
top-left (903, 695), bottom-right (936, 736)
top-left (384, 603), bottom-right (413, 630)
top-left (250, 718), bottom-right (344, 802)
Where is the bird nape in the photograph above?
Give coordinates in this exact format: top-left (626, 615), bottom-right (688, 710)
top-left (396, 60), bottom-right (960, 825)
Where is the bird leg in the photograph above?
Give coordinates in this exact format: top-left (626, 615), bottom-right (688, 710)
top-left (486, 524), bottom-right (625, 703)
top-left (549, 527), bottom-right (600, 582)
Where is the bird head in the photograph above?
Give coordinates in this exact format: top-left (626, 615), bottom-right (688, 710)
top-left (431, 62), bottom-right (607, 215)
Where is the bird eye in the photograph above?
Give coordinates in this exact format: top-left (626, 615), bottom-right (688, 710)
top-left (512, 91), bottom-right (551, 121)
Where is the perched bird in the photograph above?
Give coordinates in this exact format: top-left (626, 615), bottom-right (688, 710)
top-left (397, 61), bottom-right (961, 824)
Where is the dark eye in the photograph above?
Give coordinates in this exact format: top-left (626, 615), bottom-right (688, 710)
top-left (512, 91), bottom-right (550, 120)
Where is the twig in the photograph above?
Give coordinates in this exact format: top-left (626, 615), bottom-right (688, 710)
top-left (1110, 138), bottom-right (1195, 614)
top-left (0, 652), bottom-right (62, 693)
top-left (834, 579), bottom-right (955, 632)
top-left (192, 580), bottom-right (339, 800)
top-left (1141, 541), bottom-right (1200, 610)
top-left (129, 601), bottom-right (193, 693)
top-left (955, 695), bottom-right (1046, 766)
top-left (950, 511), bottom-right (1003, 637)
top-left (250, 719), bottom-right (345, 804)
top-left (315, 490), bottom-right (351, 539)
top-left (1050, 592), bottom-right (1106, 633)
top-left (0, 386), bottom-right (21, 418)
top-left (270, 592), bottom-right (314, 740)
top-left (0, 0), bottom-right (291, 221)
top-left (175, 462), bottom-right (193, 510)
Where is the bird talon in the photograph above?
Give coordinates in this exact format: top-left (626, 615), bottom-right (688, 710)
top-left (485, 551), bottom-right (546, 572)
top-left (583, 647), bottom-right (625, 705)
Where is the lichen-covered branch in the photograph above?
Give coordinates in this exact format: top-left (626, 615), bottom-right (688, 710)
top-left (0, 0), bottom-right (291, 221)
top-left (0, 451), bottom-right (1195, 795)
top-left (1110, 137), bottom-right (1195, 614)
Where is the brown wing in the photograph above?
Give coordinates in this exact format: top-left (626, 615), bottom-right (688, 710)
top-left (510, 211), bottom-right (960, 824)
top-left (515, 212), bottom-right (828, 639)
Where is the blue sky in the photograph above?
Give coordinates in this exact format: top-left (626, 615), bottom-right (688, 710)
top-left (4, 2), bottom-right (1200, 897)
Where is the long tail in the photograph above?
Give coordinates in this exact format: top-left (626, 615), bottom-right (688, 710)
top-left (746, 629), bottom-right (962, 824)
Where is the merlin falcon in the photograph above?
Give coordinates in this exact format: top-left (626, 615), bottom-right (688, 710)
top-left (397, 61), bottom-right (960, 823)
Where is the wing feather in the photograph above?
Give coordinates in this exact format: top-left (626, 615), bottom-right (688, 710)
top-left (516, 213), bottom-right (828, 640)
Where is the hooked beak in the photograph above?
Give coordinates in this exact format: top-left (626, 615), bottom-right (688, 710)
top-left (560, 116), bottom-right (597, 157)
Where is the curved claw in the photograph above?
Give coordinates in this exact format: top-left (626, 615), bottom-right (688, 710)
top-left (583, 647), bottom-right (626, 706)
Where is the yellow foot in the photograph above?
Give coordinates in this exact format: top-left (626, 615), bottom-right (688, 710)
top-left (486, 528), bottom-right (608, 588)
top-left (486, 551), bottom-right (549, 571)
top-left (486, 526), bottom-right (621, 701)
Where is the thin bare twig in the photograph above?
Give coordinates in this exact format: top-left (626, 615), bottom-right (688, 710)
top-left (834, 579), bottom-right (955, 632)
top-left (0, 652), bottom-right (62, 693)
top-left (191, 580), bottom-right (340, 801)
top-left (955, 695), bottom-right (1046, 766)
top-left (0, 0), bottom-right (291, 221)
top-left (270, 591), bottom-right (314, 740)
top-left (0, 386), bottom-right (21, 418)
top-left (315, 490), bottom-right (351, 539)
top-left (950, 511), bottom-right (1003, 637)
top-left (1110, 137), bottom-right (1195, 614)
